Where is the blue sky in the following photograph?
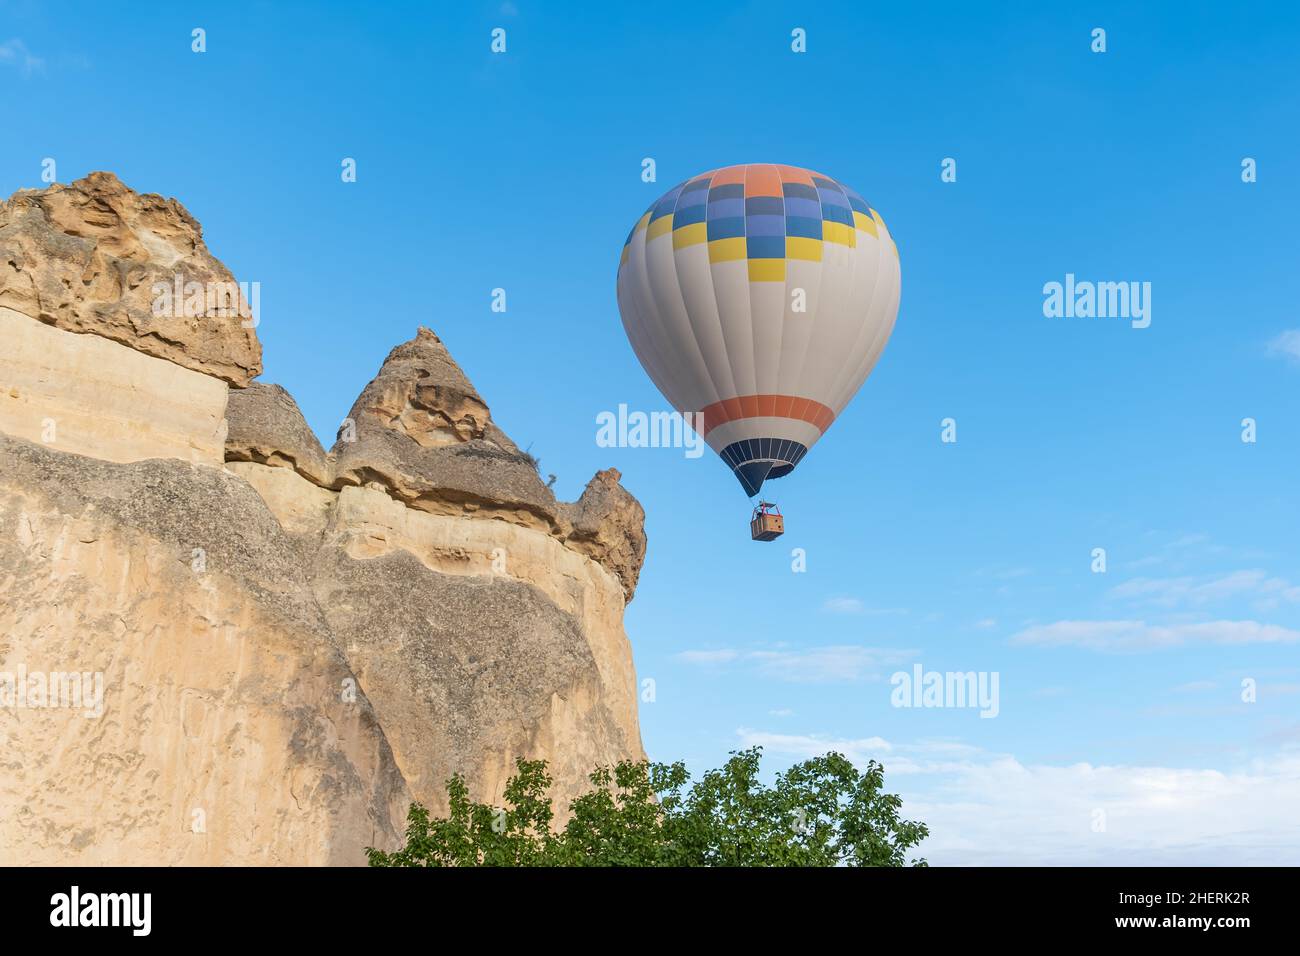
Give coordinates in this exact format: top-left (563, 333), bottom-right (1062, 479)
top-left (4, 0), bottom-right (1298, 863)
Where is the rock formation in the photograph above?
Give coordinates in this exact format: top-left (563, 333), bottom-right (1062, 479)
top-left (0, 173), bottom-right (648, 865)
top-left (0, 171), bottom-right (261, 386)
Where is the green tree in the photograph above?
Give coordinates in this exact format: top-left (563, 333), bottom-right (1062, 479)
top-left (367, 747), bottom-right (928, 867)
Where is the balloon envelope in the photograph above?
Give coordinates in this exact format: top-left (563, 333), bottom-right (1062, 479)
top-left (616, 163), bottom-right (901, 496)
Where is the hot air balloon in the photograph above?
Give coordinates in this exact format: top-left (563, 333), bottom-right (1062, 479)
top-left (615, 164), bottom-right (901, 540)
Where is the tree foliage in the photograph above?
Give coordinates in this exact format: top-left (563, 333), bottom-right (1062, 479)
top-left (367, 747), bottom-right (928, 867)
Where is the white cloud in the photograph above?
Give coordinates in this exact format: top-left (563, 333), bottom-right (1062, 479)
top-left (676, 645), bottom-right (917, 682)
top-left (767, 708), bottom-right (795, 717)
top-left (749, 647), bottom-right (914, 682)
top-left (974, 618), bottom-right (997, 629)
top-left (1123, 532), bottom-right (1246, 571)
top-left (1010, 619), bottom-right (1300, 652)
top-left (973, 566), bottom-right (1032, 581)
top-left (739, 729), bottom-right (1300, 865)
top-left (1267, 329), bottom-right (1300, 363)
top-left (820, 598), bottom-right (908, 616)
top-left (675, 649), bottom-right (739, 665)
top-left (822, 596), bottom-right (864, 614)
top-left (1110, 569), bottom-right (1300, 609)
top-left (737, 728), bottom-right (894, 761)
top-left (0, 39), bottom-right (43, 75)
top-left (737, 728), bottom-right (999, 775)
top-left (1172, 680), bottom-right (1217, 693)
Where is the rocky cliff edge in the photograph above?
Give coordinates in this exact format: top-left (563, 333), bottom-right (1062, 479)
top-left (0, 172), bottom-right (648, 865)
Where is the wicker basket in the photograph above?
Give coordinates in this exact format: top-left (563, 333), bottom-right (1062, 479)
top-left (750, 508), bottom-right (784, 542)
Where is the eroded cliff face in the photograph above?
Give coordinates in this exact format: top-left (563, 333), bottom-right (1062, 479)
top-left (0, 173), bottom-right (647, 865)
top-left (0, 171), bottom-right (261, 386)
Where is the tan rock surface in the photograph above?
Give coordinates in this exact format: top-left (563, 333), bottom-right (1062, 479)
top-left (0, 436), bottom-right (409, 865)
top-left (0, 306), bottom-right (228, 465)
top-left (558, 468), bottom-right (648, 601)
top-left (0, 176), bottom-right (650, 865)
top-left (0, 172), bottom-right (261, 386)
top-left (321, 484), bottom-right (644, 811)
top-left (224, 461), bottom-right (337, 537)
top-left (329, 327), bottom-right (648, 598)
top-left (225, 383), bottom-right (331, 486)
top-left (330, 327), bottom-right (560, 530)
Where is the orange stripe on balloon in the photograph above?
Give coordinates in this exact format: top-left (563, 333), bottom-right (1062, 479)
top-left (694, 394), bottom-right (835, 437)
top-left (775, 165), bottom-right (816, 186)
top-left (710, 166), bottom-right (747, 186)
top-left (745, 164), bottom-right (783, 197)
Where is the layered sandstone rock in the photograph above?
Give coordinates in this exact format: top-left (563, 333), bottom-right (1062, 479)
top-left (330, 328), bottom-right (559, 529)
top-left (318, 484), bottom-right (643, 803)
top-left (0, 305), bottom-right (228, 465)
top-left (559, 468), bottom-right (647, 601)
top-left (0, 174), bottom-right (648, 866)
top-left (0, 436), bottom-right (408, 865)
top-left (0, 171), bottom-right (261, 385)
top-left (225, 383), bottom-right (330, 486)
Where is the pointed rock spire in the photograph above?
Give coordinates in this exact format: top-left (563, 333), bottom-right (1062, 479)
top-left (329, 326), bottom-right (558, 526)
